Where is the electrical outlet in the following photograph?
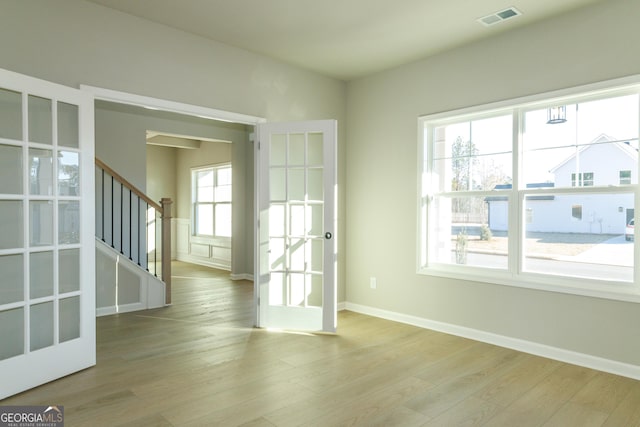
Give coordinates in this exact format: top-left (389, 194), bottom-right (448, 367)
top-left (370, 277), bottom-right (377, 289)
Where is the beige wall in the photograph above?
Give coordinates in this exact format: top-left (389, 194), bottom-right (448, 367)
top-left (146, 145), bottom-right (177, 208)
top-left (0, 0), bottom-right (346, 301)
top-left (346, 0), bottom-right (640, 366)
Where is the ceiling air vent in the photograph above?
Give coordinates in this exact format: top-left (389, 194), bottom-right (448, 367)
top-left (477, 7), bottom-right (522, 27)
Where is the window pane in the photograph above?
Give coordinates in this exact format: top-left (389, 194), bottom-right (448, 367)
top-left (196, 169), bottom-right (214, 203)
top-left (217, 167), bottom-right (232, 185)
top-left (523, 95), bottom-right (639, 187)
top-left (215, 185), bottom-right (231, 202)
top-left (432, 195), bottom-right (507, 269)
top-left (432, 115), bottom-right (512, 192)
top-left (196, 204), bottom-right (213, 236)
top-left (523, 192), bottom-right (633, 282)
top-left (215, 203), bottom-right (231, 237)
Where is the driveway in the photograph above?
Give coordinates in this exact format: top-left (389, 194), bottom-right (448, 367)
top-left (561, 235), bottom-right (633, 267)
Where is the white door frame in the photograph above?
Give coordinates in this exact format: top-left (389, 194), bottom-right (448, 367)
top-left (81, 85), bottom-right (266, 325)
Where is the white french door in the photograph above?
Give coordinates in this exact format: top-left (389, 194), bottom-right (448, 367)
top-left (256, 120), bottom-right (337, 332)
top-left (0, 68), bottom-right (95, 399)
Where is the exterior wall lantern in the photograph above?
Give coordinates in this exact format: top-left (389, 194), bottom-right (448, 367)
top-left (547, 106), bottom-right (567, 124)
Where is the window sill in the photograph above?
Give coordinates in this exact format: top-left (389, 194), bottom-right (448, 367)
top-left (417, 265), bottom-right (640, 304)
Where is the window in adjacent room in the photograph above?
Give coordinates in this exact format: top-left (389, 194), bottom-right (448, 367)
top-left (192, 164), bottom-right (231, 238)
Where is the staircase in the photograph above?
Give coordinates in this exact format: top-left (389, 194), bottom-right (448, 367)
top-left (95, 158), bottom-right (172, 316)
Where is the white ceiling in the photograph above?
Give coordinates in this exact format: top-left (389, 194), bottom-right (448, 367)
top-left (85, 0), bottom-right (603, 81)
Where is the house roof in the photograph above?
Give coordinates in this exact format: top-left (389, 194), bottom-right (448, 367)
top-left (84, 0), bottom-right (605, 81)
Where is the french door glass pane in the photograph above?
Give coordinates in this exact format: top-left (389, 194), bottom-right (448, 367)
top-left (59, 248), bottom-right (80, 293)
top-left (269, 204), bottom-right (285, 237)
top-left (0, 144), bottom-right (22, 194)
top-left (289, 204), bottom-right (305, 236)
top-left (307, 133), bottom-right (323, 166)
top-left (29, 148), bottom-right (54, 196)
top-left (0, 254), bottom-right (24, 304)
top-left (308, 168), bottom-right (323, 201)
top-left (30, 201), bottom-right (54, 246)
top-left (270, 134), bottom-right (286, 166)
top-left (270, 168), bottom-right (286, 201)
top-left (309, 238), bottom-right (323, 272)
top-left (269, 238), bottom-right (285, 271)
top-left (288, 169), bottom-right (304, 201)
top-left (59, 296), bottom-right (80, 343)
top-left (57, 102), bottom-right (79, 148)
top-left (308, 275), bottom-right (322, 307)
top-left (59, 200), bottom-right (80, 244)
top-left (30, 302), bottom-right (53, 351)
top-left (308, 204), bottom-right (323, 236)
top-left (269, 272), bottom-right (285, 306)
top-left (28, 95), bottom-right (52, 145)
top-left (58, 151), bottom-right (79, 196)
top-left (0, 308), bottom-right (24, 360)
top-left (0, 88), bottom-right (22, 141)
top-left (289, 133), bottom-right (305, 165)
top-left (0, 201), bottom-right (23, 249)
top-left (30, 251), bottom-right (54, 299)
top-left (289, 238), bottom-right (305, 270)
top-left (289, 273), bottom-right (305, 306)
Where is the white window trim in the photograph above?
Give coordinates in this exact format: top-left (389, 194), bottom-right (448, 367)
top-left (191, 163), bottom-right (232, 244)
top-left (417, 75), bottom-right (640, 304)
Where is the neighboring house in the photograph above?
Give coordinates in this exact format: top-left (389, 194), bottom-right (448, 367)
top-left (488, 134), bottom-right (637, 234)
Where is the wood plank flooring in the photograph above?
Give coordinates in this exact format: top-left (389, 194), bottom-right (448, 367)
top-left (3, 261), bottom-right (640, 426)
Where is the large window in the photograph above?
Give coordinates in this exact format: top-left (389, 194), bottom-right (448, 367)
top-left (419, 82), bottom-right (640, 299)
top-left (192, 165), bottom-right (231, 238)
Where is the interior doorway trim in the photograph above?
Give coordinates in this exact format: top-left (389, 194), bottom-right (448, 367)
top-left (80, 85), bottom-right (266, 125)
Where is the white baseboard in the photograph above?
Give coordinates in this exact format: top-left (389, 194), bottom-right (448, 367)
top-left (176, 253), bottom-right (231, 271)
top-left (337, 301), bottom-right (347, 311)
top-left (230, 273), bottom-right (254, 281)
top-left (345, 302), bottom-right (640, 381)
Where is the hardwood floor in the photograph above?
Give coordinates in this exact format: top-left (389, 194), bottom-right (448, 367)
top-left (3, 261), bottom-right (640, 426)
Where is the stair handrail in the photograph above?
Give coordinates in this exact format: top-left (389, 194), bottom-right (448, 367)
top-left (95, 157), bottom-right (172, 304)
